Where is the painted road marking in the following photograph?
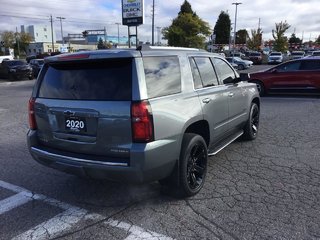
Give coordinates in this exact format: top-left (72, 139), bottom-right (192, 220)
top-left (0, 192), bottom-right (32, 215)
top-left (0, 180), bottom-right (173, 240)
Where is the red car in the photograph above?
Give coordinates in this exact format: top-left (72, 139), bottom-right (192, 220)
top-left (249, 57), bottom-right (320, 95)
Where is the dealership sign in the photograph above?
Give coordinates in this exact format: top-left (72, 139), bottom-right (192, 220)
top-left (122, 0), bottom-right (144, 26)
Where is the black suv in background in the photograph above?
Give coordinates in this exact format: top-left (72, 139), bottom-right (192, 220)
top-left (0, 60), bottom-right (33, 80)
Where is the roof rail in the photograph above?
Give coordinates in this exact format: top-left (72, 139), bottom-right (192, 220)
top-left (136, 44), bottom-right (202, 52)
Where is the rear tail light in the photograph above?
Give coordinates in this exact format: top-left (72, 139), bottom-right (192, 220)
top-left (28, 98), bottom-right (37, 130)
top-left (131, 101), bottom-right (154, 143)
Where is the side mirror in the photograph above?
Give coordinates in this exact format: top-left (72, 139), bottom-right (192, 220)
top-left (239, 73), bottom-right (250, 81)
top-left (223, 77), bottom-right (236, 84)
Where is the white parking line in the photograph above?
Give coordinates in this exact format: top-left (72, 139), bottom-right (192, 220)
top-left (0, 192), bottom-right (32, 215)
top-left (0, 180), bottom-right (173, 240)
top-left (12, 208), bottom-right (87, 240)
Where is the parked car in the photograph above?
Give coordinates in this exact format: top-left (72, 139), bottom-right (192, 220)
top-left (230, 52), bottom-right (245, 58)
top-left (312, 51), bottom-right (320, 56)
top-left (268, 52), bottom-right (283, 64)
top-left (0, 60), bottom-right (33, 80)
top-left (0, 55), bottom-right (14, 63)
top-left (290, 51), bottom-right (305, 60)
top-left (249, 57), bottom-right (320, 96)
top-left (248, 51), bottom-right (263, 65)
top-left (226, 57), bottom-right (253, 70)
top-left (29, 59), bottom-right (44, 77)
top-left (27, 46), bottom-right (260, 197)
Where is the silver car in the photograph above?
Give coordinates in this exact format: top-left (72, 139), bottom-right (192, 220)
top-left (27, 46), bottom-right (260, 197)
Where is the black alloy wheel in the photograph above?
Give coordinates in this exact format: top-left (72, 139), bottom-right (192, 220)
top-left (178, 133), bottom-right (208, 197)
top-left (243, 103), bottom-right (260, 140)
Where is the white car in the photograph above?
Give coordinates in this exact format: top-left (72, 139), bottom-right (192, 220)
top-left (0, 55), bottom-right (14, 63)
top-left (268, 52), bottom-right (283, 64)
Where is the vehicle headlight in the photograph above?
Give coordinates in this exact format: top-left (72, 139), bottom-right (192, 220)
top-left (9, 69), bottom-right (16, 73)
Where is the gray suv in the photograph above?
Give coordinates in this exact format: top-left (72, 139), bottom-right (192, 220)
top-left (27, 46), bottom-right (260, 197)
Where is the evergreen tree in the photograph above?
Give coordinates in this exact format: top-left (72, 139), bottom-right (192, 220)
top-left (236, 29), bottom-right (248, 44)
top-left (97, 38), bottom-right (106, 49)
top-left (178, 0), bottom-right (193, 15)
top-left (162, 1), bottom-right (211, 48)
top-left (213, 11), bottom-right (231, 44)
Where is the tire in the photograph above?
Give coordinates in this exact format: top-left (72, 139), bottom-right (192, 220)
top-left (251, 80), bottom-right (265, 96)
top-left (177, 133), bottom-right (208, 197)
top-left (238, 64), bottom-right (245, 70)
top-left (242, 103), bottom-right (260, 141)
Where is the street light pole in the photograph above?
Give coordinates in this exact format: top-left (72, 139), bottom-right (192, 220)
top-left (152, 0), bottom-right (155, 46)
top-left (56, 17), bottom-right (65, 45)
top-left (232, 2), bottom-right (242, 57)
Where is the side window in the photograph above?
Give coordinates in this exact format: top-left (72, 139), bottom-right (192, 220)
top-left (300, 60), bottom-right (320, 70)
top-left (193, 57), bottom-right (219, 87)
top-left (189, 58), bottom-right (203, 89)
top-left (277, 61), bottom-right (301, 72)
top-left (143, 56), bottom-right (181, 99)
top-left (212, 58), bottom-right (236, 84)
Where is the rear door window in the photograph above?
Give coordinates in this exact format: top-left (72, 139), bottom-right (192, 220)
top-left (38, 59), bottom-right (132, 100)
top-left (143, 56), bottom-right (181, 98)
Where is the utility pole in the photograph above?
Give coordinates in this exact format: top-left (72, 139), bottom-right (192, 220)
top-left (151, 0), bottom-right (155, 46)
top-left (156, 26), bottom-right (161, 46)
top-left (50, 15), bottom-right (54, 52)
top-left (15, 27), bottom-right (20, 58)
top-left (232, 2), bottom-right (242, 57)
top-left (56, 17), bottom-right (65, 45)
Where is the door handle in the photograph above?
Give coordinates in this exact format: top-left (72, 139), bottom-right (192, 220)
top-left (202, 98), bottom-right (211, 104)
top-left (228, 92), bottom-right (234, 97)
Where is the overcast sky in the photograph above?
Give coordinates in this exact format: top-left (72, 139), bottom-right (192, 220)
top-left (0, 0), bottom-right (319, 44)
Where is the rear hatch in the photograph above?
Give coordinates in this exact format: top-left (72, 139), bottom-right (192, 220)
top-left (33, 58), bottom-right (133, 162)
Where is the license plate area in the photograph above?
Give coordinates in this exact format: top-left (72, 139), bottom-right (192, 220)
top-left (65, 116), bottom-right (87, 133)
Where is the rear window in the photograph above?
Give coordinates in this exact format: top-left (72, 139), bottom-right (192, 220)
top-left (38, 59), bottom-right (132, 100)
top-left (143, 56), bottom-right (181, 99)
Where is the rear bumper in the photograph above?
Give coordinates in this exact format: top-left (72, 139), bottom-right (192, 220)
top-left (27, 130), bottom-right (178, 184)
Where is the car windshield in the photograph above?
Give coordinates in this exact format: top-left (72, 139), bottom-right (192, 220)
top-left (312, 51), bottom-right (320, 56)
top-left (292, 52), bottom-right (304, 56)
top-left (5, 60), bottom-right (26, 66)
top-left (234, 57), bottom-right (242, 61)
top-left (270, 52), bottom-right (281, 56)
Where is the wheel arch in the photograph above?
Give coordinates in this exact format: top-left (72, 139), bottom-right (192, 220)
top-left (184, 120), bottom-right (210, 147)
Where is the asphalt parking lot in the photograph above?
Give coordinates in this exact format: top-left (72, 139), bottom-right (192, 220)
top-left (0, 68), bottom-right (320, 239)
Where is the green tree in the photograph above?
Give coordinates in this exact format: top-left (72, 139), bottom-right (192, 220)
top-left (97, 38), bottom-right (106, 49)
top-left (0, 31), bottom-right (15, 48)
top-left (213, 11), bottom-right (231, 44)
top-left (315, 35), bottom-right (320, 44)
top-left (236, 29), bottom-right (248, 44)
top-left (162, 1), bottom-right (211, 48)
top-left (178, 0), bottom-right (193, 15)
top-left (288, 33), bottom-right (302, 44)
top-left (272, 21), bottom-right (290, 52)
top-left (246, 28), bottom-right (263, 51)
top-left (15, 32), bottom-right (33, 55)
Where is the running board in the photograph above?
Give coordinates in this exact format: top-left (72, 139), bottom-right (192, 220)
top-left (208, 131), bottom-right (243, 156)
